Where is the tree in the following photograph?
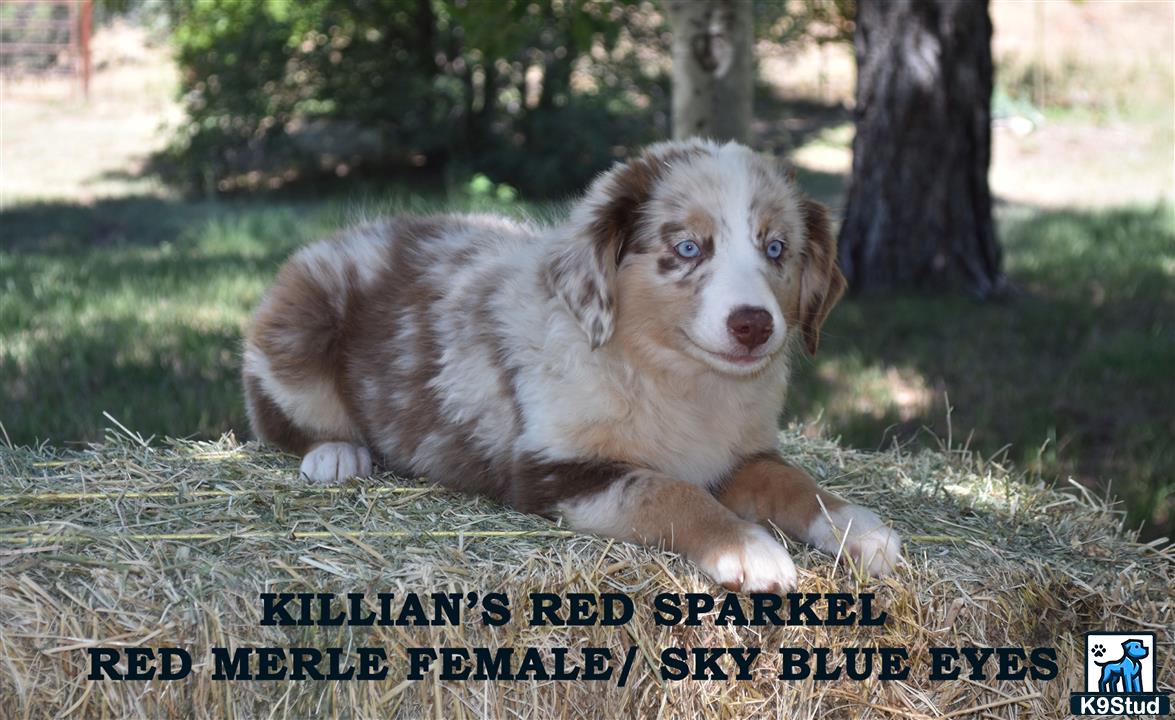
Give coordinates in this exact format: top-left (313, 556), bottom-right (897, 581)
top-left (838, 0), bottom-right (1005, 297)
top-left (664, 0), bottom-right (753, 143)
top-left (166, 0), bottom-right (665, 196)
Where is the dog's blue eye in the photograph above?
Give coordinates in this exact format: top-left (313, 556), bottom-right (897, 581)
top-left (674, 240), bottom-right (701, 259)
top-left (766, 239), bottom-right (785, 259)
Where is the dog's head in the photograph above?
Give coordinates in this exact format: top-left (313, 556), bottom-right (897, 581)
top-left (1122, 640), bottom-right (1149, 660)
top-left (548, 139), bottom-right (845, 376)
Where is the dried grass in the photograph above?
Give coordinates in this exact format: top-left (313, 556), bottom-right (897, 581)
top-left (1, 427), bottom-right (1171, 719)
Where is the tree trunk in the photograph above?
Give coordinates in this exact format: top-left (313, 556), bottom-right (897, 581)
top-left (664, 0), bottom-right (753, 143)
top-left (838, 0), bottom-right (1005, 297)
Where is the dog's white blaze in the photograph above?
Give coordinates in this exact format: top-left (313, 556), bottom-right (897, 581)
top-left (668, 143), bottom-right (788, 359)
top-left (693, 235), bottom-right (785, 356)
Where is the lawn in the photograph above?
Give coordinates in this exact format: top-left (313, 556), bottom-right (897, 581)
top-left (2, 190), bottom-right (1172, 538)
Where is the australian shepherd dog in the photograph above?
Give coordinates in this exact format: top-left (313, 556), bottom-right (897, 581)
top-left (242, 139), bottom-right (901, 591)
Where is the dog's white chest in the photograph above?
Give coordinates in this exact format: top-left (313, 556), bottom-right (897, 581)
top-left (626, 380), bottom-right (781, 486)
top-left (519, 351), bottom-right (785, 487)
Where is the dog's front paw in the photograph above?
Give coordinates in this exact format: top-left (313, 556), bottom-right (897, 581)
top-left (300, 442), bottom-right (373, 484)
top-left (809, 504), bottom-right (901, 577)
top-left (696, 524), bottom-right (798, 593)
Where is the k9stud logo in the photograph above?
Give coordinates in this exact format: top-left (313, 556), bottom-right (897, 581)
top-left (1070, 632), bottom-right (1170, 716)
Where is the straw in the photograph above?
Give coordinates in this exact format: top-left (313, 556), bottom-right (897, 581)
top-left (0, 429), bottom-right (1170, 719)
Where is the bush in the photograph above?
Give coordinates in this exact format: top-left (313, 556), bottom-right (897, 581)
top-left (164, 0), bottom-right (668, 197)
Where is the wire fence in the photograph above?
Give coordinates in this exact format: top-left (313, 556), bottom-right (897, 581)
top-left (0, 0), bottom-right (91, 97)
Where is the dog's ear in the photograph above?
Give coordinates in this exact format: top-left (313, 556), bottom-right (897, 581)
top-left (797, 198), bottom-right (846, 355)
top-left (546, 155), bottom-right (663, 349)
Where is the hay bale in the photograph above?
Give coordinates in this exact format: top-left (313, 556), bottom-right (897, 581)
top-left (1, 429), bottom-right (1170, 719)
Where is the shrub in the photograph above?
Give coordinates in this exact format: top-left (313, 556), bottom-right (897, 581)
top-left (164, 0), bottom-right (668, 197)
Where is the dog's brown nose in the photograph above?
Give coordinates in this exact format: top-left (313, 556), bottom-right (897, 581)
top-left (726, 306), bottom-right (773, 350)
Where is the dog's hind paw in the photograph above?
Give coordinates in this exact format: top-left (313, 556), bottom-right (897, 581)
top-left (300, 442), bottom-right (373, 484)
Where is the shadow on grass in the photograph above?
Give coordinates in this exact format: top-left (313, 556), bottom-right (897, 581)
top-left (753, 92), bottom-right (853, 152)
top-left (0, 195), bottom-right (321, 253)
top-left (4, 317), bottom-right (250, 446)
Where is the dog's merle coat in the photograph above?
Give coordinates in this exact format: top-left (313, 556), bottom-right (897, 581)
top-left (243, 139), bottom-right (901, 591)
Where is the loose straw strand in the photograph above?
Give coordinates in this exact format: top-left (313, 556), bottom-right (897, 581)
top-left (0, 485), bottom-right (434, 503)
top-left (1, 528), bottom-right (578, 546)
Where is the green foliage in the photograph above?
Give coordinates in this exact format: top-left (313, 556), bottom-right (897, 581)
top-left (466, 173), bottom-right (519, 209)
top-left (757, 0), bottom-right (855, 46)
top-left (164, 0), bottom-right (667, 197)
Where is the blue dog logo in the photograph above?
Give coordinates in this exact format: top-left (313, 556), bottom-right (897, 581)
top-left (1072, 631), bottom-right (1171, 716)
top-left (1096, 639), bottom-right (1149, 694)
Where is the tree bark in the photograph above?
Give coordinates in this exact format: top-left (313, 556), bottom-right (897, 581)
top-left (664, 0), bottom-right (753, 143)
top-left (839, 0), bottom-right (1005, 297)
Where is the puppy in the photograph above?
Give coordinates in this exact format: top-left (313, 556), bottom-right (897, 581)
top-left (243, 139), bottom-right (901, 591)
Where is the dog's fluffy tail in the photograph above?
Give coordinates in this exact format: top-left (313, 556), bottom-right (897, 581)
top-left (242, 227), bottom-right (391, 453)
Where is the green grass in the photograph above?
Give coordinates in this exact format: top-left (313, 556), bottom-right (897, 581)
top-left (2, 194), bottom-right (1172, 538)
top-left (1, 197), bottom-right (319, 446)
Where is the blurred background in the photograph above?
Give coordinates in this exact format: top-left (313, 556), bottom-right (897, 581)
top-left (0, 0), bottom-right (1171, 538)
